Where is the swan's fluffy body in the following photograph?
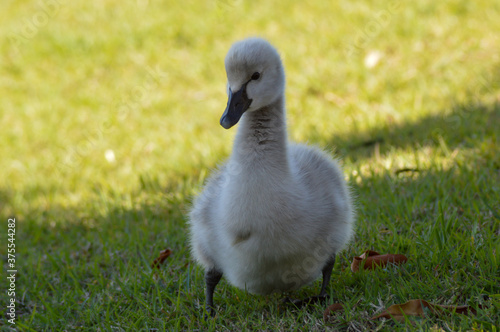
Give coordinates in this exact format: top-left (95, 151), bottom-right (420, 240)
top-left (189, 38), bottom-right (354, 296)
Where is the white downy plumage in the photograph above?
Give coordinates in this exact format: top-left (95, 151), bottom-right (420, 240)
top-left (189, 37), bottom-right (355, 314)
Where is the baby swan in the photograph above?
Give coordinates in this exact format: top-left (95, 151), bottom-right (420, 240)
top-left (189, 37), bottom-right (354, 316)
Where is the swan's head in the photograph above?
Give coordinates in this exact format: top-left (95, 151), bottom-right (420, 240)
top-left (220, 37), bottom-right (285, 129)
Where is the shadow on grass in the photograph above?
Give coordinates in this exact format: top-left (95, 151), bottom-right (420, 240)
top-left (327, 100), bottom-right (500, 163)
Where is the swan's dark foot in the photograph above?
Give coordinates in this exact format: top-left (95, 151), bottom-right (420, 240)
top-left (204, 268), bottom-right (223, 319)
top-left (283, 254), bottom-right (336, 308)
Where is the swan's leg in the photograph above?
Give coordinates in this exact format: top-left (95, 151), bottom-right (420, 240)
top-left (205, 267), bottom-right (223, 317)
top-left (318, 254), bottom-right (336, 297)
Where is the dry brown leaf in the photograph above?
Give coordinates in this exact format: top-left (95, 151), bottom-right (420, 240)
top-left (371, 299), bottom-right (477, 321)
top-left (351, 250), bottom-right (408, 272)
top-left (323, 303), bottom-right (344, 322)
top-left (151, 249), bottom-right (172, 269)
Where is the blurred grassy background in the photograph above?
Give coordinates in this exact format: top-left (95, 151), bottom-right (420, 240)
top-left (1, 0), bottom-right (499, 330)
top-left (2, 0), bottom-right (499, 213)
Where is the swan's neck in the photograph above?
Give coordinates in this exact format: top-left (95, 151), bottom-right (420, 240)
top-left (231, 96), bottom-right (289, 174)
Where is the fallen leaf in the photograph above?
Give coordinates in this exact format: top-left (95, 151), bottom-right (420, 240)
top-left (371, 299), bottom-right (478, 321)
top-left (351, 250), bottom-right (408, 272)
top-left (151, 249), bottom-right (172, 269)
top-left (323, 303), bottom-right (344, 322)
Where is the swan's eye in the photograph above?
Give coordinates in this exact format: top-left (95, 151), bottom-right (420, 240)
top-left (251, 72), bottom-right (260, 80)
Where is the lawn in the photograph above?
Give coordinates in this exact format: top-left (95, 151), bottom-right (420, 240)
top-left (1, 0), bottom-right (499, 330)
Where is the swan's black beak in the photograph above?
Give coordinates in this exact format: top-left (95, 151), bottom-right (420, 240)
top-left (220, 83), bottom-right (252, 129)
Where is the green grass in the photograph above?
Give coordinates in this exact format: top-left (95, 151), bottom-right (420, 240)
top-left (1, 0), bottom-right (499, 330)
